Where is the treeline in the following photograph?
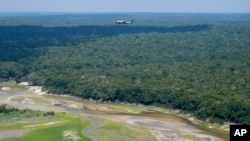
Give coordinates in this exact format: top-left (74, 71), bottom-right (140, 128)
top-left (0, 104), bottom-right (55, 119)
top-left (0, 104), bottom-right (18, 114)
top-left (0, 14), bottom-right (250, 124)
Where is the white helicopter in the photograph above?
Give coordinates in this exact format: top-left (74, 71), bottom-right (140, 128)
top-left (115, 19), bottom-right (134, 24)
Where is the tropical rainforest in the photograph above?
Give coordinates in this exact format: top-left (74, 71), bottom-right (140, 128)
top-left (0, 13), bottom-right (250, 124)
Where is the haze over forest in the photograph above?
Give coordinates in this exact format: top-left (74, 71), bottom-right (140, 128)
top-left (1, 0), bottom-right (250, 13)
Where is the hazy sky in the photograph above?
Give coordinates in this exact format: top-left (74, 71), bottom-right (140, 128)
top-left (0, 0), bottom-right (249, 13)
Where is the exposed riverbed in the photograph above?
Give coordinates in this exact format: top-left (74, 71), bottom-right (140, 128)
top-left (0, 90), bottom-right (228, 141)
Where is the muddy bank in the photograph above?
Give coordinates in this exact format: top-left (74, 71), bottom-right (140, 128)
top-left (0, 129), bottom-right (31, 140)
top-left (84, 110), bottom-right (225, 141)
top-left (0, 90), bottom-right (228, 141)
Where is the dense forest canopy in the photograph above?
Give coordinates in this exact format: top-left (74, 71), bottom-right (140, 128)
top-left (0, 13), bottom-right (250, 124)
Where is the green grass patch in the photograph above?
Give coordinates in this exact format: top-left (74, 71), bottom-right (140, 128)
top-left (3, 117), bottom-right (91, 141)
top-left (27, 96), bottom-right (51, 104)
top-left (0, 81), bottom-right (28, 91)
top-left (0, 109), bottom-right (76, 130)
top-left (9, 96), bottom-right (50, 105)
top-left (9, 97), bottom-right (24, 103)
top-left (94, 119), bottom-right (156, 141)
top-left (183, 134), bottom-right (204, 141)
top-left (44, 95), bottom-right (82, 103)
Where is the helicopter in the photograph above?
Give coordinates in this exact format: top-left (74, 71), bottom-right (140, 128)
top-left (115, 19), bottom-right (134, 24)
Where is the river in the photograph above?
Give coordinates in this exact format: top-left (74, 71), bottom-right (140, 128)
top-left (0, 90), bottom-right (228, 141)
